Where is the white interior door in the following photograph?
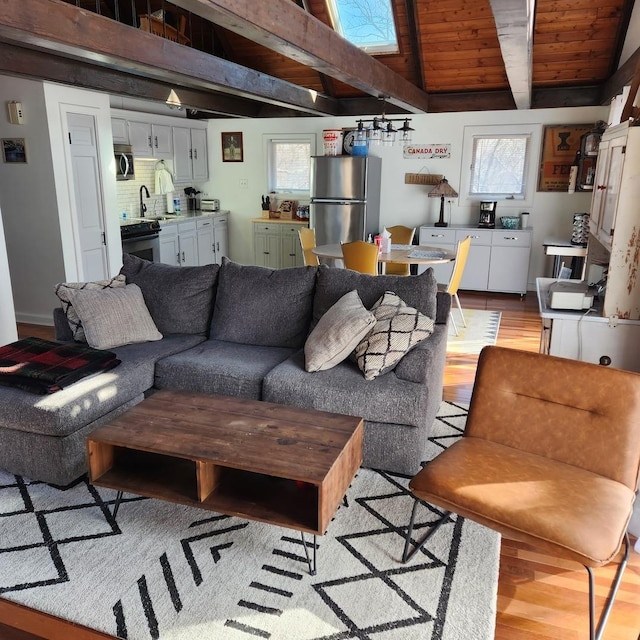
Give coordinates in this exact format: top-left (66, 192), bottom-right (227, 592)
top-left (67, 112), bottom-right (108, 281)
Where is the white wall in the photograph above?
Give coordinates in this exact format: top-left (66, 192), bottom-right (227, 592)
top-left (0, 76), bottom-right (66, 325)
top-left (0, 204), bottom-right (17, 345)
top-left (203, 105), bottom-right (608, 289)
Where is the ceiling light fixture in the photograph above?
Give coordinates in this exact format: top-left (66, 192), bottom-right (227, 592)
top-left (355, 96), bottom-right (413, 147)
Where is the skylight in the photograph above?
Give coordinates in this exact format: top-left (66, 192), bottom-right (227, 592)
top-left (326, 0), bottom-right (399, 55)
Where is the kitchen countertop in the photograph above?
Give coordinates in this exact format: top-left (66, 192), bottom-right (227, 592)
top-left (120, 210), bottom-right (229, 226)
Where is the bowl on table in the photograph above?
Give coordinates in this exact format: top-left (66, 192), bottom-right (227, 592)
top-left (500, 216), bottom-right (520, 229)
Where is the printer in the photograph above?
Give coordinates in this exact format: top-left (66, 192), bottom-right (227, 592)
top-left (548, 280), bottom-right (595, 310)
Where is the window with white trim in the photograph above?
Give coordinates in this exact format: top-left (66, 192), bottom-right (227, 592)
top-left (265, 134), bottom-right (315, 195)
top-left (461, 124), bottom-right (540, 205)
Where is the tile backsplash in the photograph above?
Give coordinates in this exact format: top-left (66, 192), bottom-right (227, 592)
top-left (115, 159), bottom-right (185, 219)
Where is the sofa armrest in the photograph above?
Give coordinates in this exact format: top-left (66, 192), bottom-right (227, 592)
top-left (435, 291), bottom-right (451, 325)
top-left (53, 307), bottom-right (73, 342)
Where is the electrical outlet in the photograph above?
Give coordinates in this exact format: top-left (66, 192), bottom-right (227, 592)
top-left (239, 178), bottom-right (249, 189)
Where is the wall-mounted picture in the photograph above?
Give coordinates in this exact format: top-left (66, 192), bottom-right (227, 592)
top-left (2, 138), bottom-right (27, 163)
top-left (221, 132), bottom-right (243, 162)
top-left (538, 125), bottom-right (590, 192)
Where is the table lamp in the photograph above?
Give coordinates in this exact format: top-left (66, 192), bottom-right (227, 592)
top-left (429, 177), bottom-right (458, 227)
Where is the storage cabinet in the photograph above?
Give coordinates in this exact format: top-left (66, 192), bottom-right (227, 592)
top-left (111, 117), bottom-right (128, 144)
top-left (253, 220), bottom-right (308, 268)
top-left (172, 126), bottom-right (209, 183)
top-left (128, 121), bottom-right (172, 159)
top-left (159, 220), bottom-right (197, 266)
top-left (586, 121), bottom-right (640, 320)
top-left (196, 213), bottom-right (228, 265)
top-left (419, 225), bottom-right (531, 294)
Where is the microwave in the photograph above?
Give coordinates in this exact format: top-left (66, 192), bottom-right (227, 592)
top-left (114, 144), bottom-right (135, 180)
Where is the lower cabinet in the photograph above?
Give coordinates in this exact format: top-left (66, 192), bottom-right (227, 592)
top-left (418, 225), bottom-right (531, 294)
top-left (253, 220), bottom-right (307, 268)
top-left (159, 214), bottom-right (229, 266)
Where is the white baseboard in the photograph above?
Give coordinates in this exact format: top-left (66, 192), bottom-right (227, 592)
top-left (15, 312), bottom-right (54, 326)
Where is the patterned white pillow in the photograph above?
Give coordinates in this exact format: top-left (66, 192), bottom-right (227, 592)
top-left (355, 291), bottom-right (435, 381)
top-left (54, 275), bottom-right (127, 342)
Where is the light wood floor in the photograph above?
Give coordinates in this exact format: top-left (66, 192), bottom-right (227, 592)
top-left (5, 293), bottom-right (640, 640)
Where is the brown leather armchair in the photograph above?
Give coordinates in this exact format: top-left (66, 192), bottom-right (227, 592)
top-left (403, 346), bottom-right (640, 640)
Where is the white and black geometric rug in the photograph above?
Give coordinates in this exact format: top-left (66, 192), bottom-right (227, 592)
top-left (0, 402), bottom-right (500, 640)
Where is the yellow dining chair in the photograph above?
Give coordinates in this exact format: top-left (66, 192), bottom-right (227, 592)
top-left (298, 227), bottom-right (319, 266)
top-left (442, 236), bottom-right (471, 335)
top-left (341, 240), bottom-right (379, 275)
top-left (385, 225), bottom-right (416, 276)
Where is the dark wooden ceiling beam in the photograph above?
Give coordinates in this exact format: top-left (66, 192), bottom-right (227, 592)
top-left (404, 0), bottom-right (426, 92)
top-left (0, 0), bottom-right (339, 116)
top-left (488, 0), bottom-right (534, 109)
top-left (601, 46), bottom-right (640, 104)
top-left (0, 43), bottom-right (264, 118)
top-left (169, 0), bottom-right (430, 113)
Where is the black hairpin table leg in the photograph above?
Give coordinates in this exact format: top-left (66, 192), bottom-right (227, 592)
top-left (301, 532), bottom-right (317, 575)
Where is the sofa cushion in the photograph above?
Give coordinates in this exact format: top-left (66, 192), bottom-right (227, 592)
top-left (209, 259), bottom-right (317, 349)
top-left (155, 339), bottom-right (296, 400)
top-left (304, 290), bottom-right (375, 372)
top-left (0, 334), bottom-right (204, 438)
top-left (263, 350), bottom-right (431, 428)
top-left (54, 274), bottom-right (126, 342)
top-left (312, 265), bottom-right (438, 329)
top-left (355, 291), bottom-right (435, 380)
top-left (66, 284), bottom-right (163, 350)
top-left (120, 253), bottom-right (219, 336)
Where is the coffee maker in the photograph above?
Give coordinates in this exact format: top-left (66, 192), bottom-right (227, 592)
top-left (478, 201), bottom-right (497, 228)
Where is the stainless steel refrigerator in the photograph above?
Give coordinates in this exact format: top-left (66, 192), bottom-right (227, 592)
top-left (310, 156), bottom-right (381, 246)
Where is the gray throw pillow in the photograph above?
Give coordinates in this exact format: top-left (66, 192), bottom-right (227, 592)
top-left (120, 253), bottom-right (218, 336)
top-left (66, 284), bottom-right (163, 350)
top-left (312, 265), bottom-right (438, 330)
top-left (354, 291), bottom-right (435, 381)
top-left (54, 275), bottom-right (127, 342)
top-left (304, 290), bottom-right (375, 372)
top-left (210, 259), bottom-right (317, 348)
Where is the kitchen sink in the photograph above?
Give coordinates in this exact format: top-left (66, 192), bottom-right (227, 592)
top-left (145, 214), bottom-right (181, 221)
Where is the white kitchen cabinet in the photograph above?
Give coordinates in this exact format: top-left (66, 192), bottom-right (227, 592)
top-left (419, 225), bottom-right (531, 294)
top-left (128, 121), bottom-right (172, 159)
top-left (252, 219), bottom-right (307, 268)
top-left (111, 117), bottom-right (128, 144)
top-left (196, 213), bottom-right (228, 265)
top-left (159, 219), bottom-right (197, 266)
top-left (172, 126), bottom-right (209, 183)
top-left (585, 122), bottom-right (640, 320)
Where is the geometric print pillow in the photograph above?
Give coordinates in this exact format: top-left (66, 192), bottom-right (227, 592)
top-left (54, 275), bottom-right (126, 342)
top-left (354, 291), bottom-right (435, 381)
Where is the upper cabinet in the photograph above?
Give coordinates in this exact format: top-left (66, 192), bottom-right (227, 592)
top-left (128, 121), bottom-right (172, 160)
top-left (587, 121), bottom-right (640, 320)
top-left (110, 109), bottom-right (209, 183)
top-left (172, 126), bottom-right (209, 183)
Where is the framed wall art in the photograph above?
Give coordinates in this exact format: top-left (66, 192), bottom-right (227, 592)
top-left (2, 138), bottom-right (27, 163)
top-left (221, 132), bottom-right (243, 162)
top-left (538, 124), bottom-right (591, 192)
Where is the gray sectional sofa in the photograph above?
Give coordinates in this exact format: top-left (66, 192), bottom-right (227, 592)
top-left (0, 256), bottom-right (451, 485)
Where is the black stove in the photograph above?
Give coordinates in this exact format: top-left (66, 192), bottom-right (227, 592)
top-left (120, 219), bottom-right (161, 240)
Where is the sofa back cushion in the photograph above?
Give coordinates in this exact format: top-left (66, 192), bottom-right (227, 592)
top-left (210, 259), bottom-right (317, 348)
top-left (120, 253), bottom-right (219, 336)
top-left (313, 265), bottom-right (438, 327)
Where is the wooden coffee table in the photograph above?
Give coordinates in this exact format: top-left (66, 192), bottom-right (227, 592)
top-left (86, 390), bottom-right (363, 574)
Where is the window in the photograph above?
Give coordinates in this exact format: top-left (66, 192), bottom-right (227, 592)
top-left (461, 124), bottom-right (541, 204)
top-left (265, 134), bottom-right (315, 194)
top-left (326, 0), bottom-right (399, 55)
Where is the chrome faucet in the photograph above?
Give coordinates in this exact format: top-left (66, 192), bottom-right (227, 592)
top-left (139, 185), bottom-right (150, 217)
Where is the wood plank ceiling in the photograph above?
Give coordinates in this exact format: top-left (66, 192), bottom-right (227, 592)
top-left (0, 0), bottom-right (636, 118)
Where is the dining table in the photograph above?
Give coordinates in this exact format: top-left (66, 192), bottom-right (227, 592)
top-left (312, 243), bottom-right (455, 274)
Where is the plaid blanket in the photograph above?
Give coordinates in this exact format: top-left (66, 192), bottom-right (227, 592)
top-left (0, 337), bottom-right (121, 395)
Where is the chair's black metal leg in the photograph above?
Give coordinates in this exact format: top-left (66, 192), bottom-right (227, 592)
top-left (112, 490), bottom-right (124, 520)
top-left (587, 533), bottom-right (630, 640)
top-left (300, 532), bottom-right (317, 576)
top-left (402, 499), bottom-right (451, 563)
